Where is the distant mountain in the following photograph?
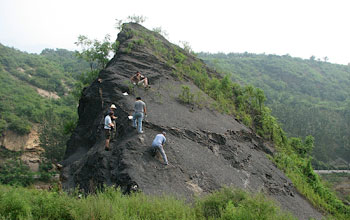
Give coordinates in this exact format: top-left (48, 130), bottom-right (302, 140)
top-left (198, 52), bottom-right (350, 167)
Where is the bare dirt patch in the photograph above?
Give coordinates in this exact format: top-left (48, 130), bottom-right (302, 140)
top-left (35, 87), bottom-right (60, 99)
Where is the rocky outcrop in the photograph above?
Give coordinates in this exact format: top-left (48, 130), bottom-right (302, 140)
top-left (0, 125), bottom-right (43, 171)
top-left (61, 23), bottom-right (324, 220)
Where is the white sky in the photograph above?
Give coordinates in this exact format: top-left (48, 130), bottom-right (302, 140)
top-left (1, 0), bottom-right (350, 64)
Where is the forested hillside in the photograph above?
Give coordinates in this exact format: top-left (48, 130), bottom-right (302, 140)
top-left (0, 44), bottom-right (89, 135)
top-left (198, 52), bottom-right (350, 167)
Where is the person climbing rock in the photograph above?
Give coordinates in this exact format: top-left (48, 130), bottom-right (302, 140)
top-left (133, 97), bottom-right (147, 134)
top-left (151, 131), bottom-right (168, 165)
top-left (104, 111), bottom-right (114, 150)
top-left (107, 104), bottom-right (118, 141)
top-left (130, 71), bottom-right (149, 88)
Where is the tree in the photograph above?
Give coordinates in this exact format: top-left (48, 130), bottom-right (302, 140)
top-left (75, 34), bottom-right (117, 71)
top-left (74, 34), bottom-right (119, 99)
top-left (179, 41), bottom-right (193, 53)
top-left (255, 88), bottom-right (266, 112)
top-left (153, 27), bottom-right (168, 38)
top-left (127, 15), bottom-right (147, 24)
top-left (39, 108), bottom-right (68, 163)
top-left (115, 15), bottom-right (147, 30)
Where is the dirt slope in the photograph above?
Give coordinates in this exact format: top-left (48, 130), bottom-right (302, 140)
top-left (61, 23), bottom-right (324, 220)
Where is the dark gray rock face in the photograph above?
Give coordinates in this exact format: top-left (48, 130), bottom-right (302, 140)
top-left (61, 23), bottom-right (323, 220)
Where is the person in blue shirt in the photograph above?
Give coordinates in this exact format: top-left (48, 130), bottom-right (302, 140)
top-left (133, 97), bottom-right (147, 134)
top-left (151, 131), bottom-right (168, 165)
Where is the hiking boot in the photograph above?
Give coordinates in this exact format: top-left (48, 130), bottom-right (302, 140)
top-left (138, 131), bottom-right (144, 134)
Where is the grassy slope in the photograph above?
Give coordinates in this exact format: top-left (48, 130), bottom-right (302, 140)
top-left (0, 185), bottom-right (296, 220)
top-left (0, 44), bottom-right (89, 135)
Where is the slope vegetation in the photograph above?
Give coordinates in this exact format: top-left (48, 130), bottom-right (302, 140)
top-left (0, 44), bottom-right (88, 135)
top-left (198, 52), bottom-right (350, 166)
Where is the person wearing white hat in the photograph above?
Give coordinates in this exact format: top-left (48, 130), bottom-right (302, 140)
top-left (104, 111), bottom-right (114, 151)
top-left (107, 104), bottom-right (117, 140)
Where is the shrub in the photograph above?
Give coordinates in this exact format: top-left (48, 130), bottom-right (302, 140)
top-left (221, 194), bottom-right (296, 220)
top-left (195, 187), bottom-right (247, 218)
top-left (38, 161), bottom-right (55, 182)
top-left (0, 119), bottom-right (6, 134)
top-left (179, 85), bottom-right (194, 104)
top-left (0, 159), bottom-right (34, 186)
top-left (0, 187), bottom-right (32, 219)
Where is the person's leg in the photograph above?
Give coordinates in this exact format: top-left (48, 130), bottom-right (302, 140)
top-left (137, 113), bottom-right (144, 133)
top-left (151, 145), bottom-right (157, 157)
top-left (132, 113), bottom-right (137, 128)
top-left (157, 145), bottom-right (168, 165)
top-left (144, 78), bottom-right (148, 87)
top-left (111, 121), bottom-right (116, 140)
top-left (105, 129), bottom-right (111, 150)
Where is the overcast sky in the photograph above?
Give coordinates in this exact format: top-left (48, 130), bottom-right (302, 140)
top-left (1, 0), bottom-right (349, 64)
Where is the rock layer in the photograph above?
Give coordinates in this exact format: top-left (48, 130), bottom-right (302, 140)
top-left (61, 23), bottom-right (323, 220)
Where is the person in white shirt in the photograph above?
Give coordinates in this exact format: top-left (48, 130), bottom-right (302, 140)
top-left (104, 111), bottom-right (114, 150)
top-left (151, 132), bottom-right (168, 165)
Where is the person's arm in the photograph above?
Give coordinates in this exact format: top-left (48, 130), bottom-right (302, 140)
top-left (143, 103), bottom-right (147, 115)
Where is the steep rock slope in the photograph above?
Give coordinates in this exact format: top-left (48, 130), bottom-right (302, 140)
top-left (61, 23), bottom-right (323, 220)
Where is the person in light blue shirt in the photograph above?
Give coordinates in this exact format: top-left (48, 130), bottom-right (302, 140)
top-left (104, 111), bottom-right (114, 150)
top-left (151, 132), bottom-right (168, 165)
top-left (133, 97), bottom-right (147, 134)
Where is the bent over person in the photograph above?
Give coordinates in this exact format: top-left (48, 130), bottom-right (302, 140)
top-left (151, 132), bottom-right (168, 165)
top-left (104, 111), bottom-right (114, 151)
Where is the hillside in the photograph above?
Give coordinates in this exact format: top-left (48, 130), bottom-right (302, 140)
top-left (0, 44), bottom-right (89, 135)
top-left (60, 23), bottom-right (328, 220)
top-left (0, 44), bottom-right (89, 171)
top-left (198, 52), bottom-right (350, 167)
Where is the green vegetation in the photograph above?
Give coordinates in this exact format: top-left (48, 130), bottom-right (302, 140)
top-left (197, 52), bottom-right (350, 166)
top-left (73, 35), bottom-right (118, 99)
top-left (74, 34), bottom-right (118, 71)
top-left (0, 159), bottom-right (34, 187)
top-left (318, 172), bottom-right (350, 204)
top-left (0, 44), bottom-right (86, 183)
top-left (39, 108), bottom-right (70, 163)
top-left (0, 44), bottom-right (88, 135)
top-left (0, 185), bottom-right (296, 220)
top-left (179, 85), bottom-right (195, 104)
